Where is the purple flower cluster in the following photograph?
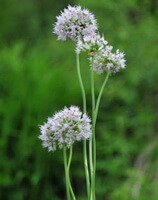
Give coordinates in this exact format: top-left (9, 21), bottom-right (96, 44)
top-left (93, 48), bottom-right (126, 74)
top-left (54, 5), bottom-right (126, 74)
top-left (76, 34), bottom-right (108, 55)
top-left (54, 5), bottom-right (98, 41)
top-left (39, 106), bottom-right (91, 152)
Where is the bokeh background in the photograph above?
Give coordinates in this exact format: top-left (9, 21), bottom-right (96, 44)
top-left (0, 0), bottom-right (158, 199)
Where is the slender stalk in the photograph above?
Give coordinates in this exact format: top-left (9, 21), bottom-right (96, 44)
top-left (76, 54), bottom-right (86, 112)
top-left (76, 53), bottom-right (90, 199)
top-left (89, 135), bottom-right (93, 200)
top-left (90, 57), bottom-right (96, 200)
top-left (63, 147), bottom-right (70, 200)
top-left (90, 70), bottom-right (110, 200)
top-left (94, 72), bottom-right (110, 125)
top-left (67, 146), bottom-right (76, 200)
top-left (83, 140), bottom-right (90, 199)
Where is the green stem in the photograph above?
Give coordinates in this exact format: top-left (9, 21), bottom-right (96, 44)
top-left (63, 147), bottom-right (70, 200)
top-left (76, 54), bottom-right (86, 112)
top-left (67, 146), bottom-right (76, 200)
top-left (90, 57), bottom-right (96, 200)
top-left (91, 71), bottom-right (110, 200)
top-left (83, 140), bottom-right (90, 199)
top-left (76, 53), bottom-right (90, 199)
top-left (89, 135), bottom-right (93, 200)
top-left (94, 72), bottom-right (110, 125)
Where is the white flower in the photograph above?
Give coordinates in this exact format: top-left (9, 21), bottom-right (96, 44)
top-left (54, 5), bottom-right (98, 41)
top-left (75, 31), bottom-right (126, 73)
top-left (76, 33), bottom-right (108, 54)
top-left (93, 47), bottom-right (126, 74)
top-left (39, 106), bottom-right (92, 152)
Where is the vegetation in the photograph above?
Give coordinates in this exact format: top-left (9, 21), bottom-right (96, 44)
top-left (0, 0), bottom-right (158, 199)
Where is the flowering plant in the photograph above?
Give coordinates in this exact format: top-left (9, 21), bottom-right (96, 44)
top-left (39, 5), bottom-right (126, 200)
top-left (39, 106), bottom-right (91, 151)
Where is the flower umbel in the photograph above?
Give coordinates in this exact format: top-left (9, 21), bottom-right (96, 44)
top-left (76, 33), bottom-right (108, 55)
top-left (93, 47), bottom-right (126, 74)
top-left (76, 32), bottom-right (126, 73)
top-left (54, 5), bottom-right (98, 41)
top-left (39, 106), bottom-right (91, 152)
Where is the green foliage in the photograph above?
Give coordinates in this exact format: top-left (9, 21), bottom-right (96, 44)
top-left (0, 0), bottom-right (158, 199)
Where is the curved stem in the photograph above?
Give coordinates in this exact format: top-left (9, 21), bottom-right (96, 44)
top-left (76, 53), bottom-right (90, 199)
top-left (89, 134), bottom-right (93, 200)
top-left (63, 147), bottom-right (70, 200)
top-left (83, 140), bottom-right (90, 199)
top-left (67, 146), bottom-right (76, 200)
top-left (90, 57), bottom-right (96, 200)
top-left (76, 54), bottom-right (86, 112)
top-left (94, 72), bottom-right (110, 125)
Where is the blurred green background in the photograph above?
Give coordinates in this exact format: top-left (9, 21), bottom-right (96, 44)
top-left (0, 0), bottom-right (158, 199)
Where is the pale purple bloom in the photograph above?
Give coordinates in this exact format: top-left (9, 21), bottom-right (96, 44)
top-left (54, 5), bottom-right (98, 41)
top-left (39, 106), bottom-right (91, 152)
top-left (76, 33), bottom-right (108, 54)
top-left (76, 32), bottom-right (126, 73)
top-left (93, 48), bottom-right (126, 74)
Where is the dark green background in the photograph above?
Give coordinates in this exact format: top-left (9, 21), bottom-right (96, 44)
top-left (0, 0), bottom-right (158, 199)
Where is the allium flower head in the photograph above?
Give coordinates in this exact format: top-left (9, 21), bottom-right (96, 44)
top-left (76, 33), bottom-right (108, 55)
top-left (39, 106), bottom-right (91, 152)
top-left (93, 47), bottom-right (126, 74)
top-left (54, 5), bottom-right (98, 41)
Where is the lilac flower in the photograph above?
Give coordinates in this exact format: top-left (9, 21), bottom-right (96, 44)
top-left (75, 31), bottom-right (126, 73)
top-left (76, 33), bottom-right (108, 55)
top-left (39, 106), bottom-right (92, 152)
top-left (93, 48), bottom-right (126, 74)
top-left (54, 5), bottom-right (98, 41)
